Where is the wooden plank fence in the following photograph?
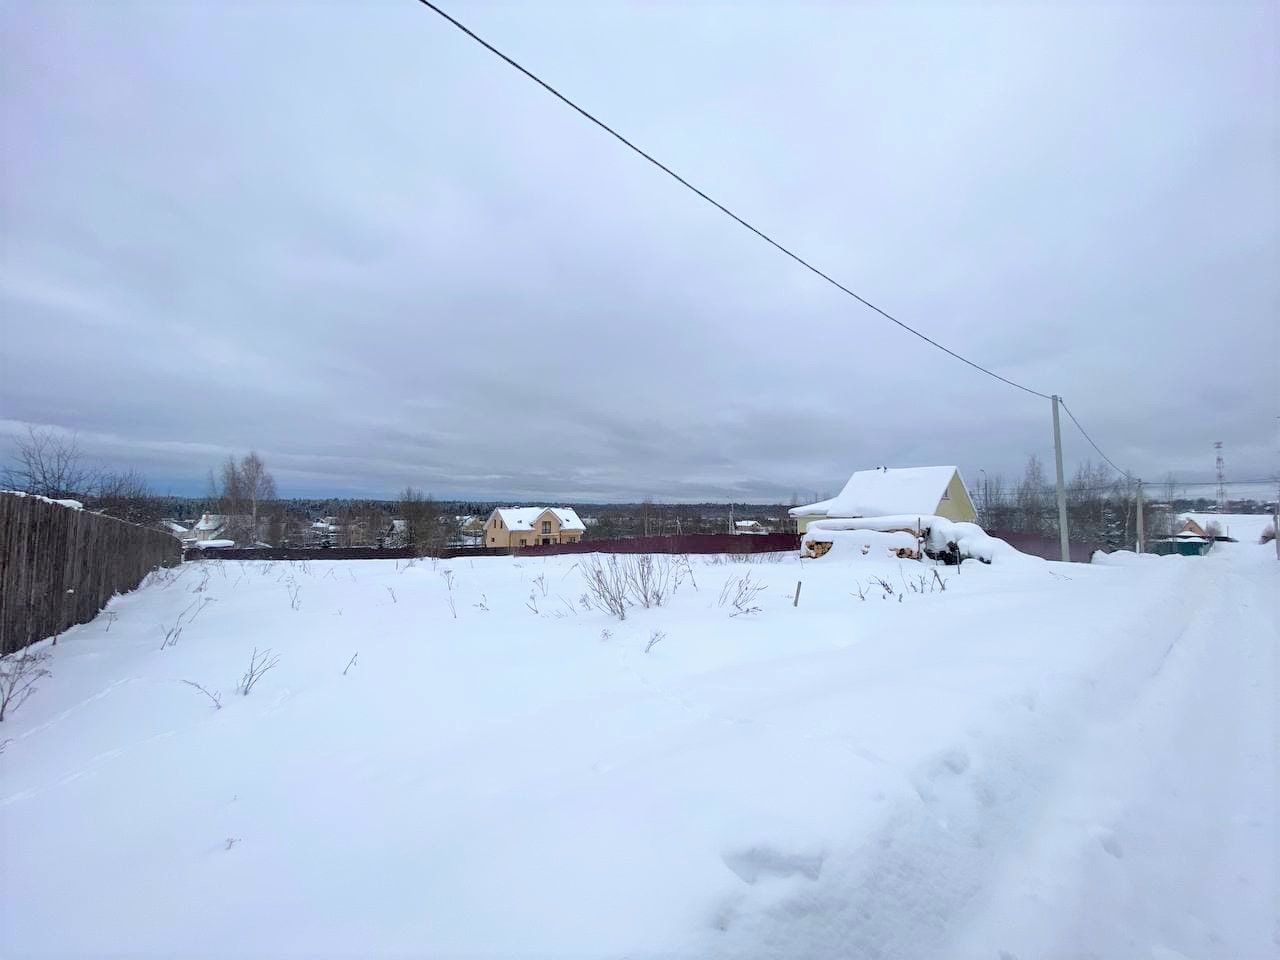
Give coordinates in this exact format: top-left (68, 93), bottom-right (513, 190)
top-left (0, 493), bottom-right (182, 655)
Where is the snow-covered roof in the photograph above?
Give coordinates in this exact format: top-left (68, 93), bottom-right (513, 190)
top-left (493, 507), bottom-right (586, 532)
top-left (194, 514), bottom-right (224, 532)
top-left (735, 520), bottom-right (763, 528)
top-left (790, 466), bottom-right (963, 519)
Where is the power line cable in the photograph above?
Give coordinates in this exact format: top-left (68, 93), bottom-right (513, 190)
top-left (411, 0), bottom-right (1053, 401)
top-left (1059, 399), bottom-right (1134, 480)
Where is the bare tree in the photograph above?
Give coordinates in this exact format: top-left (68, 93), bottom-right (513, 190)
top-left (2, 426), bottom-right (94, 498)
top-left (1015, 454), bottom-right (1048, 533)
top-left (400, 487), bottom-right (451, 556)
top-left (0, 647), bottom-right (52, 722)
top-left (238, 452), bottom-right (276, 539)
top-left (217, 452), bottom-right (276, 543)
top-left (93, 468), bottom-right (152, 523)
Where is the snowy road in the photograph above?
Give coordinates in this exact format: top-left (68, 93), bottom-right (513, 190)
top-left (2, 541), bottom-right (1276, 959)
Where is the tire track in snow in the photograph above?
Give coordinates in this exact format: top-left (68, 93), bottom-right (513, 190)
top-left (707, 560), bottom-right (1224, 959)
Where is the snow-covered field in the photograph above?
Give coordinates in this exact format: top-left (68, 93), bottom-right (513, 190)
top-left (2, 541), bottom-right (1276, 959)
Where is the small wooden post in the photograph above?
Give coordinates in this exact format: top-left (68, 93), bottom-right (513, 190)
top-left (793, 580), bottom-right (802, 607)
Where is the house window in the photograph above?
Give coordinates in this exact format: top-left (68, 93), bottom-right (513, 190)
top-left (940, 491), bottom-right (950, 500)
top-left (520, 538), bottom-right (527, 547)
top-left (541, 520), bottom-right (551, 534)
top-left (489, 537), bottom-right (495, 544)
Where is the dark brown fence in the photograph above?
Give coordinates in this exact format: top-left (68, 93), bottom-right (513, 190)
top-left (182, 546), bottom-right (510, 561)
top-left (0, 493), bottom-right (182, 655)
top-left (985, 530), bottom-right (1105, 563)
top-left (516, 532), bottom-right (800, 557)
top-left (185, 534), bottom-right (800, 562)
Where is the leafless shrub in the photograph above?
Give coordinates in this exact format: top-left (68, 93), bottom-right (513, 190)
top-left (0, 647), bottom-right (52, 721)
top-left (852, 581), bottom-right (868, 601)
top-left (286, 580), bottom-right (301, 611)
top-left (179, 679), bottom-right (222, 710)
top-left (718, 573), bottom-right (765, 616)
top-left (599, 629), bottom-right (613, 642)
top-left (525, 591), bottom-right (539, 615)
top-left (532, 573), bottom-right (548, 597)
top-left (343, 652), bottom-right (359, 676)
top-left (1260, 523), bottom-right (1275, 545)
top-left (474, 594), bottom-right (490, 612)
top-left (235, 647), bottom-right (279, 695)
top-left (441, 569), bottom-right (457, 619)
top-left (581, 555), bottom-right (630, 620)
top-left (225, 837), bottom-right (241, 850)
top-left (159, 622), bottom-right (183, 650)
top-left (645, 630), bottom-right (666, 654)
top-left (931, 570), bottom-right (948, 592)
top-left (674, 554), bottom-right (698, 592)
top-left (104, 611), bottom-right (119, 632)
top-left (386, 586), bottom-right (397, 604)
top-left (872, 576), bottom-right (894, 598)
top-left (625, 554), bottom-right (673, 609)
top-left (1204, 520), bottom-right (1223, 539)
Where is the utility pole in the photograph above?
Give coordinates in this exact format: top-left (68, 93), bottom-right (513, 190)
top-left (1135, 480), bottom-right (1145, 553)
top-left (1214, 441), bottom-right (1226, 510)
top-left (1051, 395), bottom-right (1070, 562)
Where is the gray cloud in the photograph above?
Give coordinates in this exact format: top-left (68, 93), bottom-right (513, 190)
top-left (2, 1), bottom-right (1276, 500)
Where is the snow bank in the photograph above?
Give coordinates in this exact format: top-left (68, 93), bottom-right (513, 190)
top-left (803, 515), bottom-right (1029, 564)
top-left (194, 539), bottom-right (234, 549)
top-left (801, 524), bottom-right (918, 559)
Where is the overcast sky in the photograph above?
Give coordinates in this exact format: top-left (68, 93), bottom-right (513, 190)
top-left (2, 1), bottom-right (1276, 501)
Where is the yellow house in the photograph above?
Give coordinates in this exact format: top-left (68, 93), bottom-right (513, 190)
top-left (485, 507), bottom-right (586, 550)
top-left (789, 466), bottom-right (977, 533)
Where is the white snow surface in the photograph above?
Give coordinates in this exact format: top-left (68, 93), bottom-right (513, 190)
top-left (494, 506), bottom-right (586, 532)
top-left (790, 466), bottom-right (960, 518)
top-left (2, 542), bottom-right (1276, 959)
top-left (193, 539), bottom-right (235, 549)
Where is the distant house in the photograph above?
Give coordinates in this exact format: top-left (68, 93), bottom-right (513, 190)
top-left (159, 520), bottom-right (197, 547)
top-left (789, 466), bottom-right (977, 533)
top-left (1179, 518), bottom-right (1210, 539)
top-left (458, 516), bottom-right (486, 544)
top-left (485, 507), bottom-right (586, 549)
top-left (194, 514), bottom-right (228, 542)
top-left (308, 518), bottom-right (340, 548)
top-left (734, 520), bottom-right (769, 535)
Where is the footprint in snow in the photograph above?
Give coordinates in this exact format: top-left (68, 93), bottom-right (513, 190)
top-left (721, 846), bottom-right (824, 885)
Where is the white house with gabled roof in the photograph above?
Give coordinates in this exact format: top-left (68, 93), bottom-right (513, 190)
top-left (485, 507), bottom-right (586, 549)
top-left (789, 466), bottom-right (976, 533)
